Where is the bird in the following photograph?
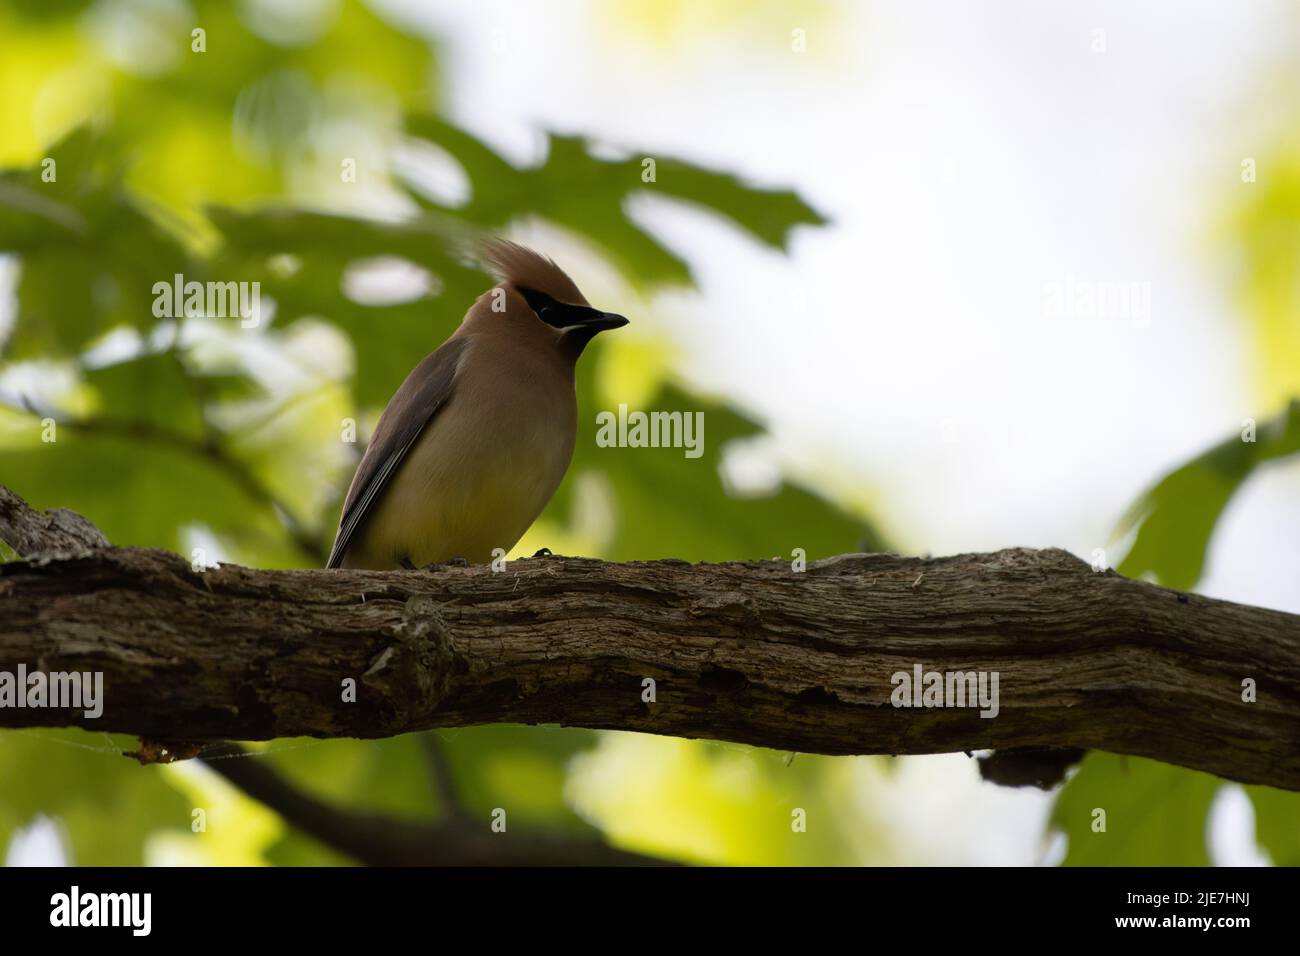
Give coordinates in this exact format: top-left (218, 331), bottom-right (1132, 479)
top-left (326, 240), bottom-right (628, 570)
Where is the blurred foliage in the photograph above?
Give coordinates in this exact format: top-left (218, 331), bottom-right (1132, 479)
top-left (1054, 98), bottom-right (1300, 865)
top-left (1053, 407), bottom-right (1300, 865)
top-left (0, 0), bottom-right (1295, 868)
top-left (1052, 753), bottom-right (1221, 867)
top-left (1246, 784), bottom-right (1300, 867)
top-left (1228, 142), bottom-right (1300, 411)
top-left (1116, 399), bottom-right (1300, 592)
top-left (567, 734), bottom-right (876, 865)
top-left (0, 729), bottom-right (187, 866)
top-left (0, 0), bottom-right (883, 867)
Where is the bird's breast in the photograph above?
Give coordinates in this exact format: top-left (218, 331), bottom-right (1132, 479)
top-left (353, 338), bottom-right (577, 567)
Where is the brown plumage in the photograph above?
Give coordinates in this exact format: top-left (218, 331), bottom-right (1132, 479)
top-left (480, 239), bottom-right (588, 305)
top-left (327, 239), bottom-right (627, 570)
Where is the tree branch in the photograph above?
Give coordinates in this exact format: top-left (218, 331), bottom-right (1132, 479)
top-left (418, 732), bottom-right (468, 820)
top-left (2, 486), bottom-right (1298, 790)
top-left (0, 485), bottom-right (109, 555)
top-left (197, 743), bottom-right (670, 866)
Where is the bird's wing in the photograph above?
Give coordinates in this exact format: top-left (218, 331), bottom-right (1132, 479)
top-left (326, 337), bottom-right (471, 569)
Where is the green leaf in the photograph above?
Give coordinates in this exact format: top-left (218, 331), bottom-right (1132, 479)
top-left (402, 116), bottom-right (827, 289)
top-left (547, 378), bottom-right (886, 561)
top-left (1117, 399), bottom-right (1300, 589)
top-left (1245, 785), bottom-right (1300, 866)
top-left (81, 351), bottom-right (206, 437)
top-left (1051, 752), bottom-right (1221, 865)
top-left (206, 206), bottom-right (486, 407)
top-left (0, 131), bottom-right (195, 360)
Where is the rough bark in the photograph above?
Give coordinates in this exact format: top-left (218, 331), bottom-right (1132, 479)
top-left (2, 487), bottom-right (1298, 790)
top-left (0, 485), bottom-right (109, 555)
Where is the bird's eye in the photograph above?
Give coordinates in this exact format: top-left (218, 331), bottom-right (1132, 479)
top-left (518, 287), bottom-right (569, 328)
top-left (518, 287), bottom-right (553, 315)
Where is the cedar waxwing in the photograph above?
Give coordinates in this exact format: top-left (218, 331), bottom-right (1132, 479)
top-left (326, 240), bottom-right (628, 570)
top-left (327, 240), bottom-right (626, 567)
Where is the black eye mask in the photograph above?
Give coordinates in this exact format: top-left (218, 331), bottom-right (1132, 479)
top-left (516, 287), bottom-right (628, 334)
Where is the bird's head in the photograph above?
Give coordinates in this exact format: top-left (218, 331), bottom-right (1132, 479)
top-left (474, 239), bottom-right (628, 359)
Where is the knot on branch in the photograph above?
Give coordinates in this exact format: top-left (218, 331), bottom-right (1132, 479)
top-left (363, 593), bottom-right (465, 727)
top-left (688, 590), bottom-right (762, 637)
top-left (0, 486), bottom-right (109, 557)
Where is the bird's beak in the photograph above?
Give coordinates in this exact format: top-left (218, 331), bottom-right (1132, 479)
top-left (586, 311), bottom-right (629, 332)
top-left (554, 305), bottom-right (628, 333)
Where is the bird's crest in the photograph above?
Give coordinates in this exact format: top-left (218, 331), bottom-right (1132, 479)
top-left (480, 238), bottom-right (587, 306)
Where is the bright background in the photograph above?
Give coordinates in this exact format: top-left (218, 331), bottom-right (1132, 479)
top-left (1, 0), bottom-right (1298, 866)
